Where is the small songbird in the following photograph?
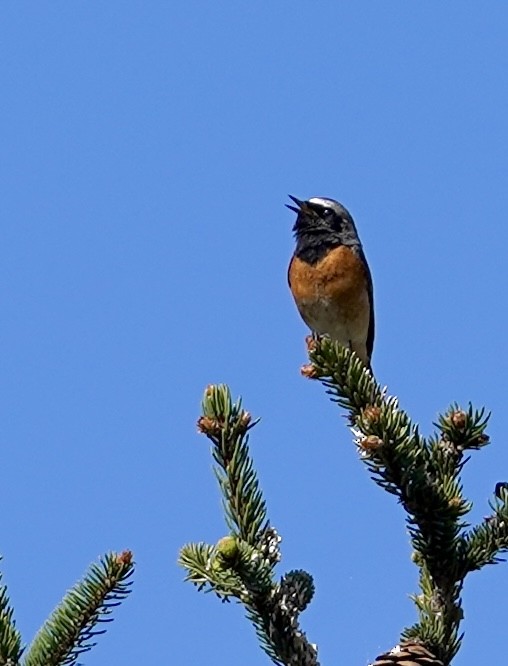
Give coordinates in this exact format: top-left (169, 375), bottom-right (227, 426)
top-left (287, 195), bottom-right (374, 366)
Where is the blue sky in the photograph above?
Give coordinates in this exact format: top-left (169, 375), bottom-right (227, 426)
top-left (1, 2), bottom-right (507, 664)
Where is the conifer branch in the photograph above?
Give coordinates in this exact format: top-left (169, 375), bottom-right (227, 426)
top-left (306, 337), bottom-right (500, 666)
top-left (22, 551), bottom-right (134, 666)
top-left (183, 344), bottom-right (506, 665)
top-left (459, 489), bottom-right (508, 573)
top-left (0, 566), bottom-right (23, 665)
top-left (181, 385), bottom-right (318, 666)
top-left (197, 384), bottom-right (266, 546)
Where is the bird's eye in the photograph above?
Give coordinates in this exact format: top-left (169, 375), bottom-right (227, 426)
top-left (321, 208), bottom-right (332, 216)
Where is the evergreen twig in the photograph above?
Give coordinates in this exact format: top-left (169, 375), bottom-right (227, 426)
top-left (0, 564), bottom-right (22, 665)
top-left (180, 385), bottom-right (318, 666)
top-left (182, 340), bottom-right (507, 666)
top-left (459, 489), bottom-right (508, 573)
top-left (307, 337), bottom-right (499, 665)
top-left (198, 384), bottom-right (265, 546)
top-left (22, 551), bottom-right (134, 666)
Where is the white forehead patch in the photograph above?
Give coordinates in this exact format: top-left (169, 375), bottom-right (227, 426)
top-left (308, 197), bottom-right (342, 212)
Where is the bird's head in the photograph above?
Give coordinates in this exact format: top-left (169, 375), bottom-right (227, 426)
top-left (286, 196), bottom-right (359, 245)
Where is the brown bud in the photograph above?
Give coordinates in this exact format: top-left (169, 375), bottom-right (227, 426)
top-left (448, 497), bottom-right (463, 510)
top-left (204, 384), bottom-right (215, 398)
top-left (450, 409), bottom-right (467, 430)
top-left (300, 363), bottom-right (319, 379)
top-left (362, 405), bottom-right (382, 425)
top-left (116, 550), bottom-right (133, 565)
top-left (305, 335), bottom-right (318, 352)
top-left (239, 410), bottom-right (252, 430)
top-left (360, 435), bottom-right (383, 451)
top-left (197, 415), bottom-right (221, 436)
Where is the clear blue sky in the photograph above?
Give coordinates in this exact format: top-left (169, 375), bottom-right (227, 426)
top-left (1, 3), bottom-right (507, 664)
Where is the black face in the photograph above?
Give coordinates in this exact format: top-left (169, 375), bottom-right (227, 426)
top-left (286, 196), bottom-right (355, 238)
top-left (311, 203), bottom-right (338, 229)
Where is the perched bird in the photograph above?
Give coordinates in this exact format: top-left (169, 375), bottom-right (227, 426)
top-left (287, 195), bottom-right (374, 366)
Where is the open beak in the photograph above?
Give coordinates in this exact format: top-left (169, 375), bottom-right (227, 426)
top-left (285, 195), bottom-right (305, 214)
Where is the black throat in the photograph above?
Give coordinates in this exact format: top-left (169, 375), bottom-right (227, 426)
top-left (294, 230), bottom-right (347, 265)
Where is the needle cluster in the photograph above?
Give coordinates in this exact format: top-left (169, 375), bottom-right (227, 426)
top-left (180, 385), bottom-right (318, 666)
top-left (0, 551), bottom-right (133, 666)
top-left (307, 338), bottom-right (505, 665)
top-left (180, 341), bottom-right (508, 666)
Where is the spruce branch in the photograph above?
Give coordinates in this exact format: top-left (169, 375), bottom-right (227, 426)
top-left (305, 337), bottom-right (498, 665)
top-left (197, 384), bottom-right (265, 546)
top-left (179, 538), bottom-right (273, 601)
top-left (0, 565), bottom-right (22, 666)
top-left (181, 384), bottom-right (318, 666)
top-left (22, 551), bottom-right (134, 666)
top-left (459, 490), bottom-right (508, 573)
top-left (183, 344), bottom-right (504, 666)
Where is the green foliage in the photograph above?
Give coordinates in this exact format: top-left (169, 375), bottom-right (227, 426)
top-left (182, 341), bottom-right (508, 666)
top-left (181, 384), bottom-right (318, 666)
top-left (0, 550), bottom-right (133, 666)
top-left (0, 566), bottom-right (22, 665)
top-left (23, 551), bottom-right (134, 666)
top-left (307, 338), bottom-right (506, 665)
top-left (200, 384), bottom-right (266, 545)
top-left (459, 493), bottom-right (508, 573)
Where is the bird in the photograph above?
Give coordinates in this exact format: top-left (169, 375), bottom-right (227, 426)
top-left (286, 195), bottom-right (374, 366)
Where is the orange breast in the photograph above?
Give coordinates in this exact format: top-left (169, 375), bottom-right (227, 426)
top-left (288, 245), bottom-right (371, 362)
top-left (289, 246), bottom-right (368, 308)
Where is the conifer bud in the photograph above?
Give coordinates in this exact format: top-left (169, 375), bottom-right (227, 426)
top-left (360, 435), bottom-right (384, 452)
top-left (305, 335), bottom-right (318, 352)
top-left (238, 410), bottom-right (252, 432)
top-left (216, 536), bottom-right (239, 563)
top-left (116, 550), bottom-right (133, 565)
top-left (362, 405), bottom-right (382, 425)
top-left (197, 416), bottom-right (221, 437)
top-left (450, 409), bottom-right (467, 430)
top-left (300, 363), bottom-right (318, 379)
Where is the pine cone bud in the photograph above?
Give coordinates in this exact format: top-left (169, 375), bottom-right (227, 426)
top-left (301, 363), bottom-right (318, 379)
top-left (360, 435), bottom-right (384, 452)
top-left (450, 409), bottom-right (467, 430)
top-left (279, 570), bottom-right (315, 613)
top-left (448, 496), bottom-right (464, 510)
top-left (362, 405), bottom-right (382, 425)
top-left (116, 550), bottom-right (133, 565)
top-left (238, 410), bottom-right (252, 432)
top-left (215, 536), bottom-right (239, 563)
top-left (370, 641), bottom-right (443, 666)
top-left (305, 335), bottom-right (318, 352)
top-left (197, 415), bottom-right (222, 437)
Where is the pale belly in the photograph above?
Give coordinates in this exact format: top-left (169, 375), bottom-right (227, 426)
top-left (297, 295), bottom-right (370, 363)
